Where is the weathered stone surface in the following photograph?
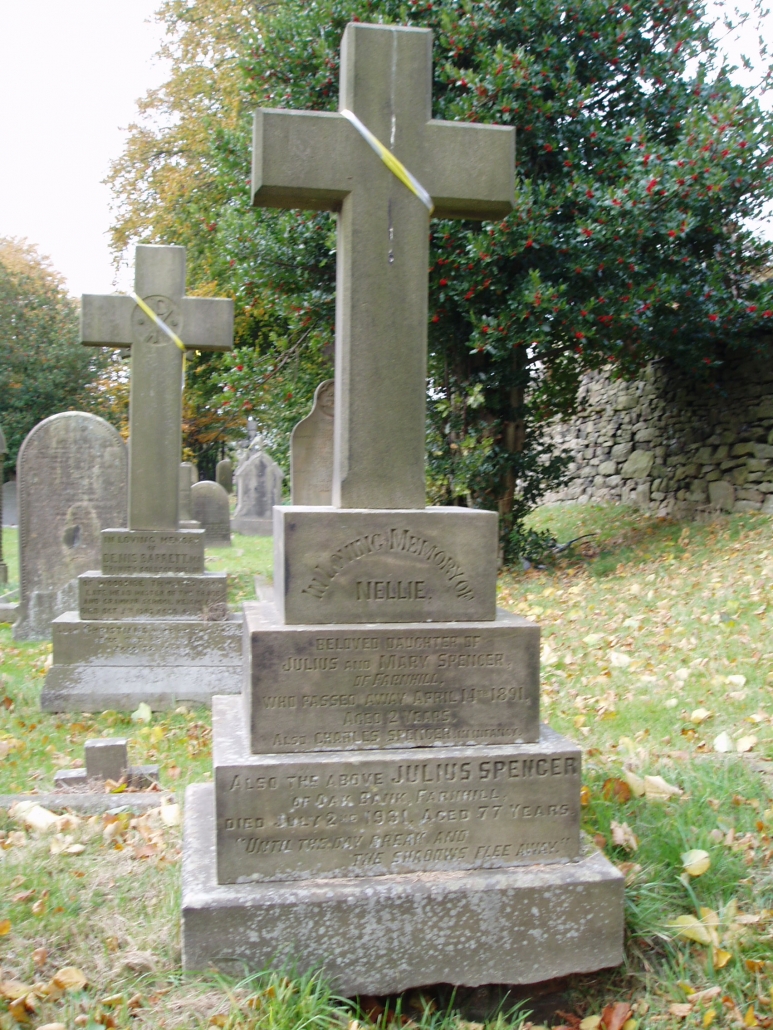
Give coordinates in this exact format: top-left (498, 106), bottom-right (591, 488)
top-left (252, 23), bottom-right (514, 509)
top-left (14, 413), bottom-right (127, 641)
top-left (213, 695), bottom-right (579, 884)
top-left (244, 602), bottom-right (540, 752)
top-left (81, 246), bottom-right (233, 531)
top-left (274, 506), bottom-right (498, 625)
top-left (620, 449), bottom-right (654, 480)
top-left (101, 529), bottom-right (205, 575)
top-left (232, 450), bottom-right (283, 536)
top-left (178, 463), bottom-right (199, 528)
top-left (291, 380), bottom-right (334, 505)
top-left (191, 482), bottom-right (232, 547)
top-left (85, 738), bottom-right (128, 780)
top-left (216, 459), bottom-right (233, 494)
top-left (182, 782), bottom-right (625, 991)
top-left (41, 613), bottom-right (242, 711)
top-left (78, 571), bottom-right (227, 620)
top-left (709, 479), bottom-right (735, 511)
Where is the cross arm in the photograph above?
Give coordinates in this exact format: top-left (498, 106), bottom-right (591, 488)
top-left (252, 109), bottom-right (355, 212)
top-left (80, 294), bottom-right (134, 348)
top-left (422, 120), bottom-right (515, 220)
top-left (180, 297), bottom-right (234, 352)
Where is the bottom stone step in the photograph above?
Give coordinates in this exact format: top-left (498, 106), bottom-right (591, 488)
top-left (182, 783), bottom-right (624, 994)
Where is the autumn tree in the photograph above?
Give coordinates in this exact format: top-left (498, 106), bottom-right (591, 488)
top-left (0, 238), bottom-right (110, 472)
top-left (109, 0), bottom-right (773, 557)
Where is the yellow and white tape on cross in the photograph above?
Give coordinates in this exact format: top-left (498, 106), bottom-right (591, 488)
top-left (340, 108), bottom-right (434, 214)
top-left (131, 292), bottom-right (186, 353)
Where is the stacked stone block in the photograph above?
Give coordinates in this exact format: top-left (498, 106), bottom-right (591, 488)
top-left (544, 354), bottom-right (773, 516)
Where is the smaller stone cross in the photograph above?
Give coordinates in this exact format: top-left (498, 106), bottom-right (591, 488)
top-left (81, 246), bottom-right (234, 531)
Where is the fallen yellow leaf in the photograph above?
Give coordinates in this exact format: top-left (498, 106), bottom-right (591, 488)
top-left (713, 949), bottom-right (732, 969)
top-left (682, 849), bottom-right (711, 877)
top-left (51, 966), bottom-right (87, 991)
top-left (737, 735), bottom-right (757, 753)
top-left (744, 1005), bottom-right (758, 1027)
top-left (622, 769), bottom-right (645, 797)
top-left (668, 914), bottom-right (713, 945)
top-left (0, 980), bottom-right (34, 1001)
top-left (579, 1017), bottom-right (601, 1030)
top-left (0, 919), bottom-right (10, 936)
top-left (690, 708), bottom-right (711, 724)
top-left (622, 1021), bottom-right (637, 1030)
top-left (579, 785), bottom-right (591, 806)
top-left (745, 958), bottom-right (765, 973)
top-left (668, 1002), bottom-right (693, 1017)
top-left (703, 1010), bottom-right (716, 1028)
top-left (644, 774), bottom-right (683, 801)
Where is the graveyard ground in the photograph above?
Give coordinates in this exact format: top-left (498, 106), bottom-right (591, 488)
top-left (1, 509), bottom-right (773, 1028)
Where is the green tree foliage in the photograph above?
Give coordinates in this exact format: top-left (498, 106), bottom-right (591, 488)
top-left (109, 0), bottom-right (773, 558)
top-left (0, 239), bottom-right (108, 472)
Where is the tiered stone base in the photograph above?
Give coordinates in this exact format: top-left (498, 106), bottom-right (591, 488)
top-left (41, 613), bottom-right (243, 711)
top-left (182, 782), bottom-right (624, 992)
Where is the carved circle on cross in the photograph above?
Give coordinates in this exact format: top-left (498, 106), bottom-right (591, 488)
top-left (131, 294), bottom-right (183, 347)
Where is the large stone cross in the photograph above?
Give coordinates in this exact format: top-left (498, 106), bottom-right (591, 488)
top-left (252, 22), bottom-right (514, 509)
top-left (81, 245), bottom-right (234, 531)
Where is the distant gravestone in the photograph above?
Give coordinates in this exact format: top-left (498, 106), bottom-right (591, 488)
top-left (231, 450), bottom-right (282, 535)
top-left (291, 380), bottom-right (334, 505)
top-left (191, 481), bottom-right (231, 546)
top-left (216, 458), bottom-right (233, 494)
top-left (14, 412), bottom-right (128, 641)
top-left (178, 462), bottom-right (199, 529)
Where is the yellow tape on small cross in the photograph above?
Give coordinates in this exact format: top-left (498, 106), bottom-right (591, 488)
top-left (131, 292), bottom-right (187, 353)
top-left (341, 108), bottom-right (434, 214)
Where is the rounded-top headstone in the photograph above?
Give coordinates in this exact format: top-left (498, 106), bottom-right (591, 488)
top-left (14, 412), bottom-right (128, 641)
top-left (191, 481), bottom-right (231, 547)
top-left (216, 458), bottom-right (233, 495)
top-left (290, 380), bottom-right (334, 505)
top-left (232, 448), bottom-right (283, 535)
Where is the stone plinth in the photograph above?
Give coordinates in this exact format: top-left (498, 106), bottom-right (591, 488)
top-left (244, 602), bottom-right (540, 752)
top-left (78, 571), bottom-right (227, 620)
top-left (101, 529), bottom-right (204, 575)
top-left (182, 782), bottom-right (625, 991)
top-left (274, 507), bottom-right (498, 625)
top-left (41, 613), bottom-right (242, 711)
top-left (213, 696), bottom-right (579, 884)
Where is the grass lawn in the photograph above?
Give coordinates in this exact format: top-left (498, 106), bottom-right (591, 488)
top-left (1, 509), bottom-right (773, 1028)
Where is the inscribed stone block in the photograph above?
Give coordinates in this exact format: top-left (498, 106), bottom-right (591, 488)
top-left (14, 412), bottom-right (127, 641)
top-left (78, 571), bottom-right (227, 620)
top-left (274, 506), bottom-right (497, 625)
top-left (191, 481), bottom-right (231, 546)
top-left (213, 696), bottom-right (580, 884)
top-left (183, 783), bottom-right (625, 991)
top-left (41, 612), bottom-right (242, 711)
top-left (244, 602), bottom-right (539, 752)
top-left (291, 380), bottom-right (334, 505)
top-left (232, 450), bottom-right (283, 536)
top-left (101, 529), bottom-right (204, 575)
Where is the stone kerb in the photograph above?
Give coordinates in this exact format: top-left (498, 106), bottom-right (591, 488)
top-left (543, 353), bottom-right (773, 518)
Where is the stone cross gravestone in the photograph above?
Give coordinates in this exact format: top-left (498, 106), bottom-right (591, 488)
top-left (41, 246), bottom-right (243, 711)
top-left (191, 481), bottom-right (232, 547)
top-left (216, 458), bottom-right (233, 494)
top-left (231, 449), bottom-right (283, 536)
top-left (0, 425), bottom-right (7, 585)
top-left (291, 380), bottom-right (334, 505)
top-left (14, 413), bottom-right (127, 641)
top-left (182, 22), bottom-right (623, 992)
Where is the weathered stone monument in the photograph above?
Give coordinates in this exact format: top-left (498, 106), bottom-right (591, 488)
top-left (182, 23), bottom-right (623, 991)
top-left (231, 449), bottom-right (283, 536)
top-left (14, 413), bottom-right (127, 641)
top-left (41, 245), bottom-right (243, 711)
top-left (216, 458), bottom-right (233, 494)
top-left (0, 426), bottom-right (7, 585)
top-left (192, 481), bottom-right (232, 546)
top-left (291, 380), bottom-right (334, 505)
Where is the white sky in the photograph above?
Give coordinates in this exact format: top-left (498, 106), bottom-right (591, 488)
top-left (0, 1), bottom-right (168, 298)
top-left (0, 1), bottom-right (769, 301)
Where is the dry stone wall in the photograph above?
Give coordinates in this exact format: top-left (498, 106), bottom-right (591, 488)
top-left (544, 355), bottom-right (773, 517)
